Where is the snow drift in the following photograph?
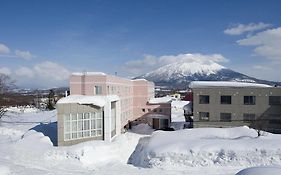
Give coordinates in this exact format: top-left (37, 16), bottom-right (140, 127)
top-left (131, 126), bottom-right (281, 168)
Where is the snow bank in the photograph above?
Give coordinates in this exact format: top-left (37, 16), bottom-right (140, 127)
top-left (189, 81), bottom-right (272, 88)
top-left (0, 165), bottom-right (10, 175)
top-left (134, 126), bottom-right (281, 168)
top-left (171, 100), bottom-right (189, 123)
top-left (5, 106), bottom-right (39, 113)
top-left (57, 95), bottom-right (119, 107)
top-left (149, 96), bottom-right (172, 104)
top-left (130, 124), bottom-right (154, 135)
top-left (46, 132), bottom-right (143, 168)
top-left (236, 166), bottom-right (281, 175)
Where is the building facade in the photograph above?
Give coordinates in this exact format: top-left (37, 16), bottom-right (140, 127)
top-left (190, 81), bottom-right (281, 133)
top-left (57, 72), bottom-right (171, 146)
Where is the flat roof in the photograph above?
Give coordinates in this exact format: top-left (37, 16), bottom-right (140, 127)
top-left (57, 95), bottom-right (119, 107)
top-left (72, 72), bottom-right (106, 76)
top-left (189, 81), bottom-right (272, 88)
top-left (148, 96), bottom-right (173, 104)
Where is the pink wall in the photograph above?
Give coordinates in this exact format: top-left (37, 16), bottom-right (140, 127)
top-left (70, 73), bottom-right (170, 127)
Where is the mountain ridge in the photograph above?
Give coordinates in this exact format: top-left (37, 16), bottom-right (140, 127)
top-left (136, 61), bottom-right (280, 89)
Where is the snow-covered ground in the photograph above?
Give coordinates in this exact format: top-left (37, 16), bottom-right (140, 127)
top-left (0, 105), bottom-right (281, 175)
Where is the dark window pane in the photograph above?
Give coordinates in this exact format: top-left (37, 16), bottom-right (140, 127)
top-left (243, 113), bottom-right (255, 122)
top-left (269, 96), bottom-right (281, 105)
top-left (244, 96), bottom-right (256, 105)
top-left (220, 113), bottom-right (231, 122)
top-left (221, 96), bottom-right (231, 104)
top-left (199, 112), bottom-right (209, 121)
top-left (199, 95), bottom-right (209, 104)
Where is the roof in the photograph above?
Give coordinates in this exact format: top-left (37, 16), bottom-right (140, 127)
top-left (146, 113), bottom-right (170, 119)
top-left (72, 72), bottom-right (106, 76)
top-left (189, 81), bottom-right (272, 88)
top-left (148, 96), bottom-right (173, 104)
top-left (56, 95), bottom-right (119, 107)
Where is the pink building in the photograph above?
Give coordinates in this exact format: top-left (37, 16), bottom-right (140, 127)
top-left (57, 72), bottom-right (171, 146)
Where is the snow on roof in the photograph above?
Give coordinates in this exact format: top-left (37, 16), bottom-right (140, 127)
top-left (131, 79), bottom-right (148, 81)
top-left (72, 72), bottom-right (106, 76)
top-left (148, 96), bottom-right (173, 104)
top-left (57, 95), bottom-right (119, 107)
top-left (189, 81), bottom-right (272, 88)
top-left (146, 114), bottom-right (170, 119)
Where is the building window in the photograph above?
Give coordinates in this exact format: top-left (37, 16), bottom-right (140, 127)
top-left (269, 96), bottom-right (281, 105)
top-left (243, 113), bottom-right (255, 122)
top-left (244, 96), bottom-right (256, 105)
top-left (148, 109), bottom-right (151, 112)
top-left (159, 109), bottom-right (162, 113)
top-left (142, 108), bottom-right (145, 112)
top-left (221, 95), bottom-right (231, 104)
top-left (220, 113), bottom-right (231, 122)
top-left (64, 112), bottom-right (103, 141)
top-left (199, 95), bottom-right (209, 104)
top-left (95, 86), bottom-right (102, 95)
top-left (153, 109), bottom-right (157, 112)
top-left (199, 112), bottom-right (209, 121)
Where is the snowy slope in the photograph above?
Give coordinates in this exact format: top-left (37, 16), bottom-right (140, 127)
top-left (136, 61), bottom-right (280, 89)
top-left (1, 107), bottom-right (281, 175)
top-left (131, 126), bottom-right (281, 169)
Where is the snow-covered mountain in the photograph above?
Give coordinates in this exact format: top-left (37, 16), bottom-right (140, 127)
top-left (136, 61), bottom-right (280, 89)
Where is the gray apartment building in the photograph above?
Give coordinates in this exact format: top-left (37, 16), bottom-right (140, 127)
top-left (190, 81), bottom-right (281, 133)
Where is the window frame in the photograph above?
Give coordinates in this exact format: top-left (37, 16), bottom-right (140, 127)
top-left (269, 96), bottom-right (281, 105)
top-left (220, 95), bottom-right (232, 105)
top-left (199, 112), bottom-right (210, 121)
top-left (64, 112), bottom-right (103, 141)
top-left (243, 113), bottom-right (255, 122)
top-left (244, 96), bottom-right (256, 105)
top-left (199, 95), bottom-right (209, 104)
top-left (220, 113), bottom-right (231, 122)
top-left (94, 85), bottom-right (102, 95)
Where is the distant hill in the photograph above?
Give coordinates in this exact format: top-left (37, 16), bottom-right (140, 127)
top-left (136, 61), bottom-right (280, 89)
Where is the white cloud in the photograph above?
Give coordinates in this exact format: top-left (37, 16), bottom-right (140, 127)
top-left (237, 27), bottom-right (281, 61)
top-left (224, 22), bottom-right (271, 35)
top-left (0, 67), bottom-right (11, 75)
top-left (12, 61), bottom-right (71, 88)
top-left (33, 61), bottom-right (70, 81)
top-left (122, 53), bottom-right (228, 75)
top-left (15, 50), bottom-right (35, 60)
top-left (15, 67), bottom-right (34, 78)
top-left (0, 43), bottom-right (10, 54)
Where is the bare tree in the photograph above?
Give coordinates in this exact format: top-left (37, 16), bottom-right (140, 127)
top-left (0, 73), bottom-right (15, 118)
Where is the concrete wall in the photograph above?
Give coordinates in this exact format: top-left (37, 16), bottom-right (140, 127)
top-left (57, 99), bottom-right (121, 146)
top-left (57, 103), bottom-right (103, 146)
top-left (192, 87), bottom-right (281, 130)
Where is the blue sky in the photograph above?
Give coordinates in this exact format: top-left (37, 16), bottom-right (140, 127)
top-left (1, 0), bottom-right (281, 88)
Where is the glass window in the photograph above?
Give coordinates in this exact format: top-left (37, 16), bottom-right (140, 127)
top-left (220, 113), bottom-right (231, 122)
top-left (244, 96), bottom-right (256, 105)
top-left (72, 120), bottom-right (77, 132)
top-left (65, 121), bottom-right (70, 132)
top-left (64, 111), bottom-right (103, 141)
top-left (97, 119), bottom-right (102, 128)
top-left (142, 108), bottom-right (145, 112)
top-left (199, 95), bottom-right (209, 104)
top-left (269, 96), bottom-right (281, 105)
top-left (221, 96), bottom-right (231, 104)
top-left (243, 113), bottom-right (255, 122)
top-left (199, 112), bottom-right (209, 121)
top-left (84, 120), bottom-right (90, 130)
top-left (95, 86), bottom-right (102, 95)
